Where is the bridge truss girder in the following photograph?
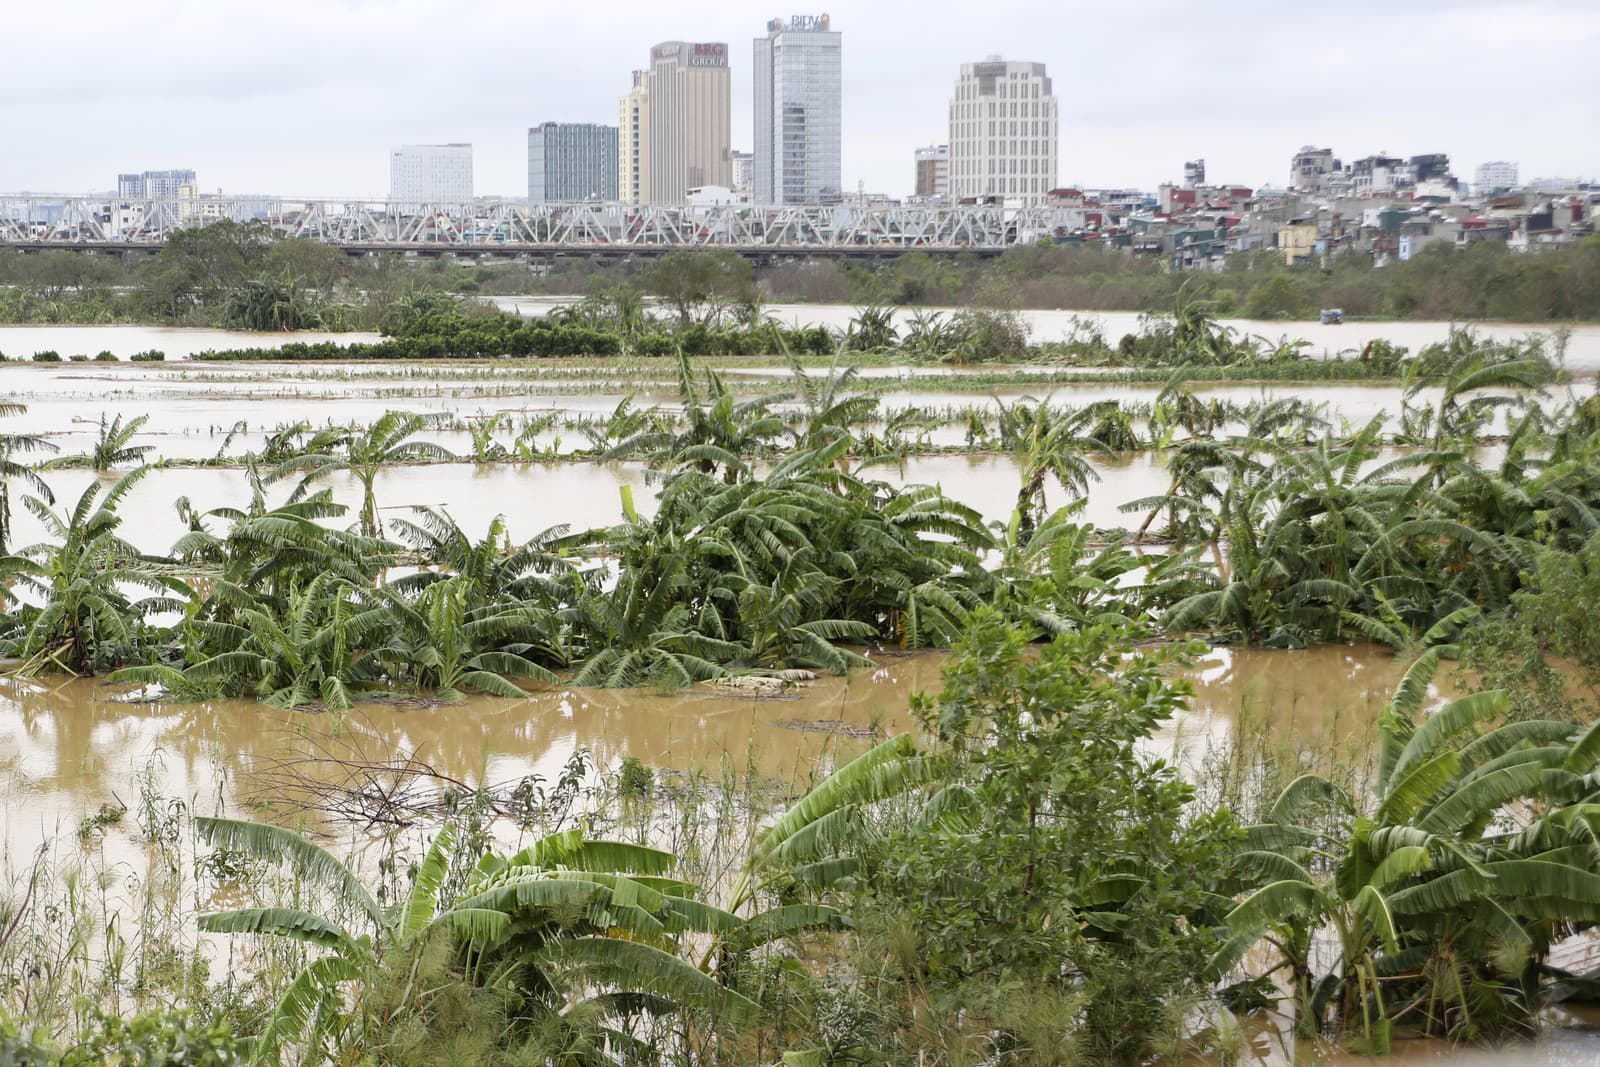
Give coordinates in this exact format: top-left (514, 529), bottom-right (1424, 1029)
top-left (0, 197), bottom-right (1076, 251)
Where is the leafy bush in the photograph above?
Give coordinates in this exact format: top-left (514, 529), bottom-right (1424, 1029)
top-left (853, 612), bottom-right (1238, 1062)
top-left (31, 350), bottom-right (61, 362)
top-left (130, 349), bottom-right (166, 362)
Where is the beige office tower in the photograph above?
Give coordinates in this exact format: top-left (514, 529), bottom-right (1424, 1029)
top-left (948, 57), bottom-right (1058, 206)
top-left (619, 71), bottom-right (651, 205)
top-left (646, 41), bottom-right (732, 203)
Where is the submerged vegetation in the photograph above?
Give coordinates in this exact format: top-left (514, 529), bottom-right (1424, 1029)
top-left (0, 326), bottom-right (1591, 697)
top-left (3, 296), bottom-right (1600, 1062)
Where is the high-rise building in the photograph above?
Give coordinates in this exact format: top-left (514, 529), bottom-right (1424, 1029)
top-left (1475, 160), bottom-right (1519, 194)
top-left (645, 41), bottom-right (731, 204)
top-left (1183, 159), bottom-right (1206, 188)
top-left (389, 144), bottom-right (473, 204)
top-left (753, 15), bottom-right (843, 206)
top-left (116, 169), bottom-right (197, 199)
top-left (914, 144), bottom-right (949, 199)
top-left (947, 57), bottom-right (1057, 205)
top-left (618, 71), bottom-right (651, 206)
top-left (731, 150), bottom-right (755, 197)
top-left (528, 123), bottom-right (619, 203)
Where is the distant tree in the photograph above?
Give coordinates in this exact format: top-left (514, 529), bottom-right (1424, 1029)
top-left (1244, 273), bottom-right (1311, 319)
top-left (10, 251), bottom-right (119, 301)
top-left (644, 250), bottom-right (758, 327)
top-left (262, 238), bottom-right (352, 299)
top-left (147, 220), bottom-right (279, 315)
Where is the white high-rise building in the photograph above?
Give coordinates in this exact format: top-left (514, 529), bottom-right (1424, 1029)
top-left (1475, 161), bottom-right (1519, 195)
top-left (753, 15), bottom-right (842, 205)
top-left (948, 57), bottom-right (1058, 206)
top-left (389, 144), bottom-right (474, 204)
top-left (619, 71), bottom-right (651, 206)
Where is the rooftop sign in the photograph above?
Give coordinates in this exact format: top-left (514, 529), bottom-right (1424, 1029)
top-left (768, 14), bottom-right (831, 32)
top-left (651, 41), bottom-right (729, 67)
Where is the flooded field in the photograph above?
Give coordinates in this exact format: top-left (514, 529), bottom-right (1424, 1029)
top-left (4, 323), bottom-right (1599, 1062)
top-left (495, 297), bottom-right (1600, 371)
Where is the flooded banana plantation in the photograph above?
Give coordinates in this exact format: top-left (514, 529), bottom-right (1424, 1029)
top-left (2, 302), bottom-right (1600, 1065)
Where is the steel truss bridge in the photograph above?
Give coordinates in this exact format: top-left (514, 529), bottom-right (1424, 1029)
top-left (0, 196), bottom-right (1082, 257)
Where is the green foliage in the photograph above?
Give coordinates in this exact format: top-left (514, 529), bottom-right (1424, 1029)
top-left (0, 1012), bottom-right (243, 1067)
top-left (643, 250), bottom-right (759, 328)
top-left (1, 467), bottom-right (186, 674)
top-left (736, 614), bottom-right (1235, 1062)
top-left (221, 272), bottom-right (340, 331)
top-left (1215, 651), bottom-right (1600, 1045)
top-left (195, 817), bottom-right (760, 1064)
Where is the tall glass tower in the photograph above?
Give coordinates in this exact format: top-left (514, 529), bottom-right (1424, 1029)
top-left (753, 15), bottom-right (842, 206)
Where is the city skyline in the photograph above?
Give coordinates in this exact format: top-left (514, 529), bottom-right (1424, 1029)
top-left (1, 1), bottom-right (1597, 199)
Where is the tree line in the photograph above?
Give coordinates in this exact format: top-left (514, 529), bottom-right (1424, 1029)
top-left (4, 226), bottom-right (1597, 331)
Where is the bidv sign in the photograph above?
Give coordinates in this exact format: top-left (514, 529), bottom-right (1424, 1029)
top-left (768, 13), bottom-right (831, 31)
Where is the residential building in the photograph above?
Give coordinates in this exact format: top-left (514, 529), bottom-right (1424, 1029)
top-left (731, 150), bottom-right (754, 198)
top-left (618, 71), bottom-right (651, 205)
top-left (1410, 153), bottom-right (1452, 184)
top-left (947, 56), bottom-right (1058, 206)
top-left (527, 123), bottom-right (618, 203)
top-left (389, 144), bottom-right (473, 204)
top-left (1397, 216), bottom-right (1462, 261)
top-left (753, 15), bottom-right (843, 205)
top-left (1278, 217), bottom-right (1320, 264)
top-left (1349, 154), bottom-right (1406, 195)
top-left (1183, 159), bottom-right (1205, 188)
top-left (1527, 176), bottom-right (1580, 193)
top-left (116, 169), bottom-right (197, 199)
top-left (914, 144), bottom-right (949, 198)
top-left (646, 41), bottom-right (732, 204)
top-left (1290, 147), bottom-right (1339, 192)
top-left (1475, 160), bottom-right (1519, 195)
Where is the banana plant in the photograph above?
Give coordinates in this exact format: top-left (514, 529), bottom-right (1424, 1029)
top-left (0, 401), bottom-right (55, 554)
top-left (196, 818), bottom-right (757, 1065)
top-left (1214, 650), bottom-right (1600, 1046)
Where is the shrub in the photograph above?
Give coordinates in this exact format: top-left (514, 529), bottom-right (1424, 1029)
top-left (32, 350), bottom-right (62, 362)
top-left (130, 349), bottom-right (167, 362)
top-left (94, 350), bottom-right (119, 361)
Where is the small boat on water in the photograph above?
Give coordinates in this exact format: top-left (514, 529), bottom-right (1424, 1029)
top-left (1320, 308), bottom-right (1344, 325)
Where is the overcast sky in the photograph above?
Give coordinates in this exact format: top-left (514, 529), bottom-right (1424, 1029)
top-left (2, 0), bottom-right (1596, 199)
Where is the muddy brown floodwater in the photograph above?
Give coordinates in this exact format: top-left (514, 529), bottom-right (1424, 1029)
top-left (2, 643), bottom-right (1434, 854)
top-left (4, 643), bottom-right (1597, 1061)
